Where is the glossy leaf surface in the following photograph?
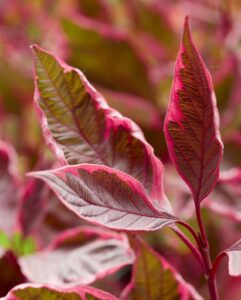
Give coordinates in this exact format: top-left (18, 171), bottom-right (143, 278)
top-left (164, 17), bottom-right (223, 203)
top-left (4, 283), bottom-right (118, 300)
top-left (19, 227), bottom-right (134, 286)
top-left (122, 239), bottom-right (203, 300)
top-left (32, 45), bottom-right (166, 208)
top-left (29, 164), bottom-right (176, 232)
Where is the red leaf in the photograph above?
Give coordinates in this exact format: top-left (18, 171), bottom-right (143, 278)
top-left (164, 17), bottom-right (223, 203)
top-left (19, 226), bottom-right (134, 286)
top-left (29, 164), bottom-right (176, 232)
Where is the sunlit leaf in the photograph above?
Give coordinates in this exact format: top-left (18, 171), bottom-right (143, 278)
top-left (164, 17), bottom-right (223, 203)
top-left (29, 164), bottom-right (176, 232)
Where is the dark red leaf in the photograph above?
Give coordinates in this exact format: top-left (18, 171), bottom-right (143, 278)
top-left (164, 17), bottom-right (223, 203)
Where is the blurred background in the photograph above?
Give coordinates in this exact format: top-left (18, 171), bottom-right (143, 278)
top-left (1, 0), bottom-right (241, 298)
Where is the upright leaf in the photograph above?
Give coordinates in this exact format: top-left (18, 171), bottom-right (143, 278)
top-left (4, 283), bottom-right (118, 300)
top-left (29, 164), bottom-right (176, 232)
top-left (122, 239), bottom-right (203, 300)
top-left (19, 226), bottom-right (134, 286)
top-left (32, 45), bottom-right (167, 208)
top-left (164, 17), bottom-right (223, 203)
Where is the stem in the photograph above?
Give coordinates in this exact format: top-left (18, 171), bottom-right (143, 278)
top-left (171, 226), bottom-right (204, 268)
top-left (177, 220), bottom-right (202, 248)
top-left (195, 202), bottom-right (220, 300)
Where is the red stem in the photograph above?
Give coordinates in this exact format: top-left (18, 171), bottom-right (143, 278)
top-left (171, 226), bottom-right (204, 269)
top-left (195, 203), bottom-right (220, 300)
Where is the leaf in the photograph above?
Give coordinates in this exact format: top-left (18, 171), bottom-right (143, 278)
top-left (204, 168), bottom-right (241, 223)
top-left (164, 17), bottom-right (223, 203)
top-left (17, 178), bottom-right (48, 237)
top-left (0, 250), bottom-right (25, 297)
top-left (31, 45), bottom-right (167, 208)
top-left (122, 238), bottom-right (203, 300)
top-left (62, 17), bottom-right (154, 100)
top-left (19, 226), bottom-right (134, 286)
top-left (223, 239), bottom-right (241, 277)
top-left (29, 164), bottom-right (176, 232)
top-left (0, 141), bottom-right (19, 235)
top-left (4, 283), bottom-right (118, 300)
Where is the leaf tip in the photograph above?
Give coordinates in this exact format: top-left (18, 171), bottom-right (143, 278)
top-left (182, 15), bottom-right (192, 43)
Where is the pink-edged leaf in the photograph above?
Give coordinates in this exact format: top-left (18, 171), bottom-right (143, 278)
top-left (121, 238), bottom-right (203, 300)
top-left (220, 239), bottom-right (241, 277)
top-left (0, 141), bottom-right (19, 235)
top-left (4, 283), bottom-right (118, 300)
top-left (31, 45), bottom-right (168, 209)
top-left (29, 164), bottom-right (176, 232)
top-left (164, 17), bottom-right (223, 203)
top-left (19, 226), bottom-right (134, 286)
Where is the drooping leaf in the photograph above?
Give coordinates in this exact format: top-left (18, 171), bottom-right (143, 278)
top-left (29, 164), bottom-right (176, 232)
top-left (122, 238), bottom-right (203, 300)
top-left (31, 45), bottom-right (167, 208)
top-left (62, 16), bottom-right (154, 100)
top-left (19, 226), bottom-right (134, 286)
top-left (4, 283), bottom-right (118, 300)
top-left (164, 17), bottom-right (223, 203)
top-left (0, 141), bottom-right (19, 235)
top-left (223, 239), bottom-right (241, 277)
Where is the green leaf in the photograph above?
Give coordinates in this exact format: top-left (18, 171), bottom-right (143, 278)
top-left (123, 239), bottom-right (202, 300)
top-left (62, 18), bottom-right (154, 100)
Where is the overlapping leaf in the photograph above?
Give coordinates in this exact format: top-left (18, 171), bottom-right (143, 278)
top-left (0, 141), bottom-right (19, 235)
top-left (4, 283), bottom-right (118, 300)
top-left (122, 239), bottom-right (203, 300)
top-left (32, 45), bottom-right (167, 208)
top-left (29, 164), bottom-right (176, 232)
top-left (62, 17), bottom-right (154, 100)
top-left (19, 226), bottom-right (134, 286)
top-left (164, 17), bottom-right (223, 203)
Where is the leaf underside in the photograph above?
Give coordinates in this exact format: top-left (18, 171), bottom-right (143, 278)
top-left (32, 45), bottom-right (167, 208)
top-left (19, 227), bottom-right (134, 286)
top-left (225, 239), bottom-right (241, 276)
top-left (30, 164), bottom-right (175, 232)
top-left (164, 17), bottom-right (223, 203)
